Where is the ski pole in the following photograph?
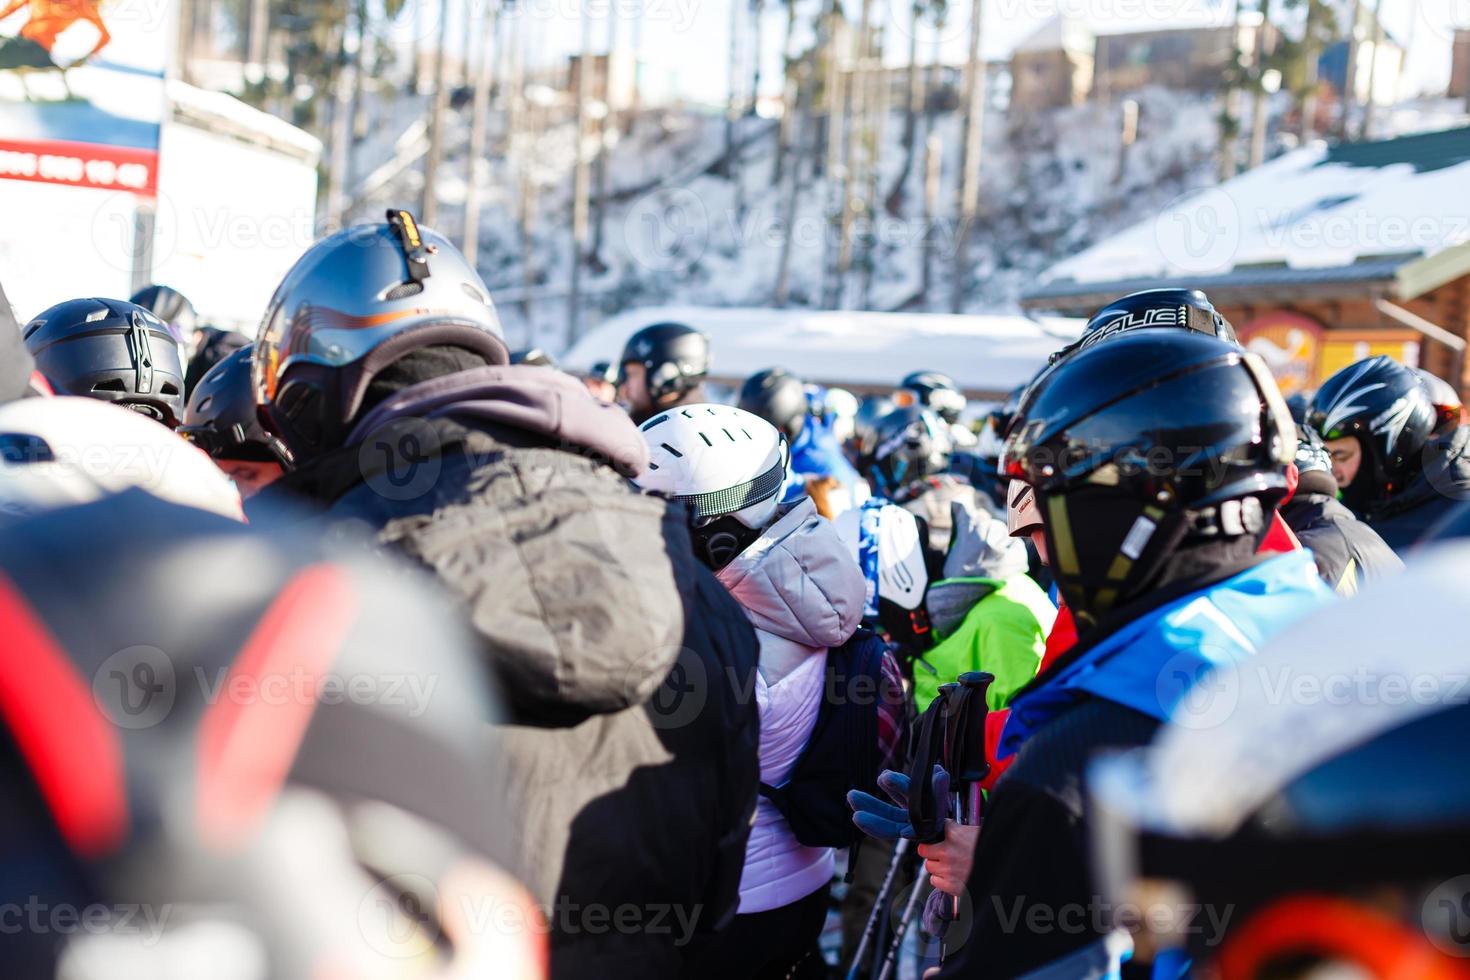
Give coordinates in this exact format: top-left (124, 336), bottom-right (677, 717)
top-left (938, 671), bottom-right (994, 962)
top-left (846, 837), bottom-right (912, 980)
top-left (875, 865), bottom-right (930, 980)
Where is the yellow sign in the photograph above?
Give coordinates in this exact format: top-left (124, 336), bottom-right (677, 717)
top-left (1239, 311), bottom-right (1421, 396)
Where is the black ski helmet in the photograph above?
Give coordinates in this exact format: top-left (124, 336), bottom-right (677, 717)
top-left (738, 367), bottom-right (809, 443)
top-left (23, 297), bottom-right (186, 427)
top-left (0, 489), bottom-right (533, 977)
top-left (1052, 287), bottom-right (1237, 365)
top-left (1003, 329), bottom-right (1294, 629)
top-left (901, 370), bottom-right (967, 424)
top-left (184, 325), bottom-right (249, 398)
top-left (988, 384), bottom-right (1027, 442)
top-left (862, 404), bottom-right (952, 499)
top-left (129, 282), bottom-right (198, 343)
top-left (619, 322), bottom-right (710, 401)
top-left (254, 209), bottom-right (508, 462)
top-left (1285, 391), bottom-right (1312, 424)
top-left (849, 393), bottom-right (896, 461)
top-left (1307, 356), bottom-right (1435, 501)
top-left (586, 360), bottom-right (617, 385)
top-left (180, 344), bottom-right (286, 463)
top-left (510, 346), bottom-right (557, 368)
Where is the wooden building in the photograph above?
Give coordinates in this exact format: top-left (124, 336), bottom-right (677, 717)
top-left (1021, 126), bottom-right (1470, 397)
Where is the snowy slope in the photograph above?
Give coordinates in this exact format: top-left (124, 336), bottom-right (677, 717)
top-left (340, 85), bottom-right (1225, 352)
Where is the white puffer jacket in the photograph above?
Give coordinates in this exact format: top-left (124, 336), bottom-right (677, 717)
top-left (715, 497), bottom-right (867, 913)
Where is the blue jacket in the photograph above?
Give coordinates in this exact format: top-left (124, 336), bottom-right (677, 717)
top-left (999, 551), bottom-right (1337, 760)
top-left (781, 415), bottom-right (867, 505)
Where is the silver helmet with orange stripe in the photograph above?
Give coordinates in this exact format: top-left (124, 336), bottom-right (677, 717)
top-left (0, 491), bottom-right (540, 979)
top-left (253, 209), bottom-right (508, 463)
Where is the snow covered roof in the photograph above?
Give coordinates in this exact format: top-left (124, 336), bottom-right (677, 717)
top-left (562, 306), bottom-right (1084, 396)
top-left (1024, 125), bottom-right (1470, 311)
top-left (1014, 15), bottom-right (1094, 57)
top-left (166, 80), bottom-right (322, 163)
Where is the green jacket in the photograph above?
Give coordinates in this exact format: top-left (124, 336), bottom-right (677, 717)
top-left (913, 574), bottom-right (1057, 713)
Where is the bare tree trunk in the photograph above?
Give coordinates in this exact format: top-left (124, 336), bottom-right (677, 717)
top-left (1248, 0), bottom-right (1273, 169)
top-left (176, 0), bottom-right (196, 84)
top-left (629, 0), bottom-right (644, 132)
top-left (772, 0), bottom-right (800, 185)
top-left (1219, 0), bottom-right (1242, 180)
top-left (410, 0), bottom-right (423, 94)
top-left (350, 0), bottom-right (369, 144)
top-left (920, 130), bottom-right (940, 306)
top-left (1300, 0), bottom-right (1320, 141)
top-left (246, 0), bottom-right (269, 75)
top-left (568, 13), bottom-right (595, 349)
top-left (463, 0), bottom-right (498, 266)
top-left (949, 0), bottom-right (983, 313)
top-left (820, 10), bottom-right (847, 307)
top-left (888, 0), bottom-right (923, 213)
top-left (591, 3), bottom-right (617, 266)
top-left (421, 0), bottom-right (451, 226)
top-left (834, 0), bottom-right (873, 308)
top-left (1360, 0), bottom-right (1382, 140)
top-left (326, 20), bottom-right (356, 230)
top-left (1340, 0), bottom-right (1361, 139)
top-left (774, 58), bottom-right (814, 306)
top-left (749, 0), bottom-right (765, 116)
top-left (859, 16), bottom-right (890, 310)
top-left (724, 0), bottom-right (741, 176)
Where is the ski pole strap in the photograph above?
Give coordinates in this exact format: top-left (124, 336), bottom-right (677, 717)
top-left (906, 688), bottom-right (952, 843)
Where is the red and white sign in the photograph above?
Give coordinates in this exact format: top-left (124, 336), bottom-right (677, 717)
top-left (0, 137), bottom-right (157, 195)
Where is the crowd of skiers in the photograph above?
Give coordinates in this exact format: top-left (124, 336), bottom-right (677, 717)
top-left (3, 207), bottom-right (1470, 980)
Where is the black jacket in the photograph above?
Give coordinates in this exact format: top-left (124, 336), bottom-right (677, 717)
top-left (1281, 490), bottom-right (1402, 594)
top-left (1363, 427), bottom-right (1470, 554)
top-left (937, 697), bottom-right (1159, 980)
top-left (254, 366), bottom-right (761, 978)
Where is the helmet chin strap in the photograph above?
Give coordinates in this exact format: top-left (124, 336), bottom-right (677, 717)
top-left (692, 515), bottom-right (764, 570)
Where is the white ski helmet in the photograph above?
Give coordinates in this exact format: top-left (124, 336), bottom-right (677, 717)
top-left (0, 397), bottom-right (244, 521)
top-left (834, 501), bottom-right (928, 612)
top-left (634, 404), bottom-right (789, 564)
top-left (825, 387), bottom-right (860, 444)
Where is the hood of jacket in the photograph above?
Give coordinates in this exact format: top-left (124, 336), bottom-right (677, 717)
top-left (347, 363), bottom-right (649, 476)
top-left (998, 550), bottom-right (1337, 759)
top-left (1373, 425), bottom-right (1470, 518)
top-left (716, 497), bottom-right (866, 650)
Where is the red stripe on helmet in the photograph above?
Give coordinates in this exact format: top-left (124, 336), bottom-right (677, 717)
top-left (196, 563), bottom-right (358, 850)
top-left (0, 575), bottom-right (127, 856)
